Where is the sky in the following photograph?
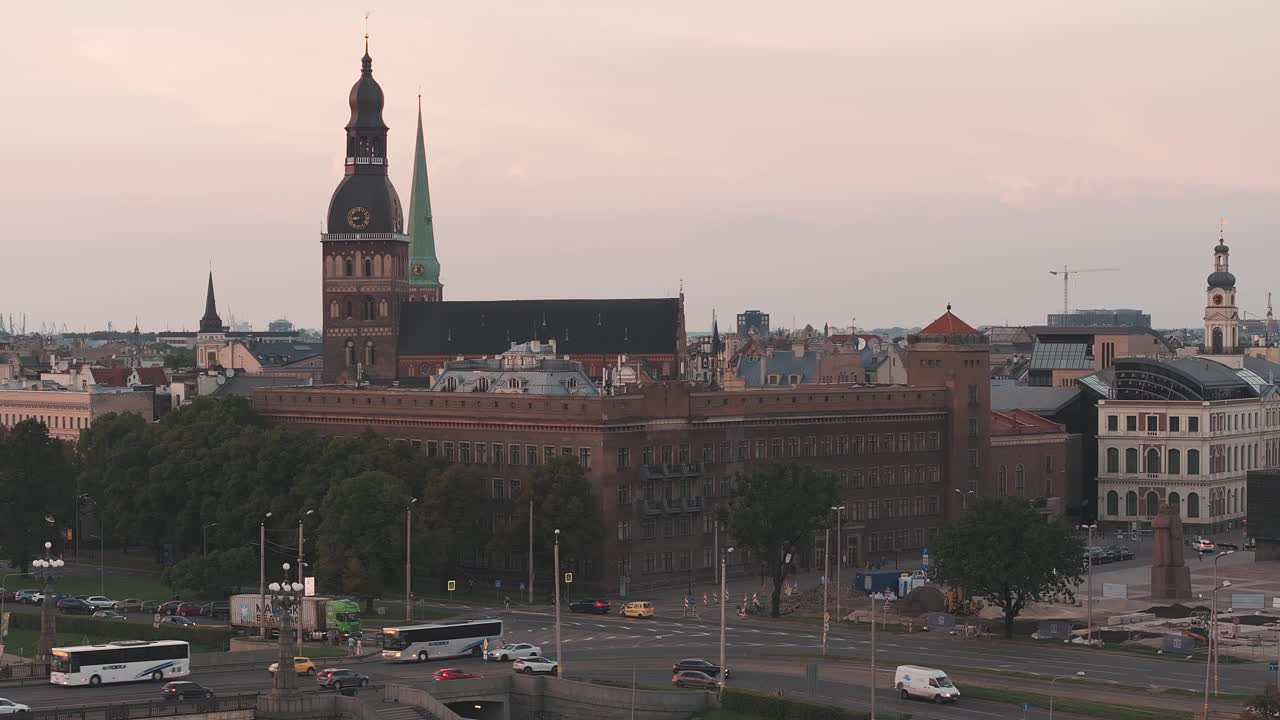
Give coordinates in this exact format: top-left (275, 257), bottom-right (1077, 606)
top-left (4, 1), bottom-right (1278, 334)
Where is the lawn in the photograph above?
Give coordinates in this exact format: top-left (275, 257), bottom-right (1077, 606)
top-left (693, 711), bottom-right (763, 720)
top-left (1, 627), bottom-right (225, 657)
top-left (961, 685), bottom-right (1195, 720)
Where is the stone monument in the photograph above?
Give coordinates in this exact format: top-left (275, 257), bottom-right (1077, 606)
top-left (1150, 502), bottom-right (1192, 599)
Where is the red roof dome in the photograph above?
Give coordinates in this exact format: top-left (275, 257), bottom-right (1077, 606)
top-left (919, 305), bottom-right (977, 335)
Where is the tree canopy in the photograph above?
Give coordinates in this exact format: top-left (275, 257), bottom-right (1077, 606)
top-left (722, 463), bottom-right (839, 616)
top-left (0, 420), bottom-right (74, 570)
top-left (930, 497), bottom-right (1084, 638)
top-left (503, 455), bottom-right (605, 596)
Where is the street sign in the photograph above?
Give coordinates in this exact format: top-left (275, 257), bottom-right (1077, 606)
top-left (824, 612), bottom-right (831, 622)
top-left (495, 579), bottom-right (502, 589)
top-left (564, 572), bottom-right (573, 584)
top-left (823, 622), bottom-right (830, 633)
top-left (447, 580), bottom-right (456, 592)
top-left (1268, 661), bottom-right (1278, 672)
top-left (922, 548), bottom-right (930, 570)
top-left (304, 577), bottom-right (316, 597)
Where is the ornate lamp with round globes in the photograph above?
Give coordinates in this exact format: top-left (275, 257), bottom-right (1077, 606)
top-left (268, 563), bottom-right (307, 695)
top-left (32, 541), bottom-right (65, 663)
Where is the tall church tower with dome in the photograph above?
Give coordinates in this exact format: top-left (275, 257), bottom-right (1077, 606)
top-left (320, 41), bottom-right (409, 383)
top-left (1203, 232), bottom-right (1240, 355)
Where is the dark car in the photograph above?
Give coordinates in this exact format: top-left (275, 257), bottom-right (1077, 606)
top-left (1217, 541), bottom-right (1240, 551)
top-left (433, 667), bottom-right (482, 681)
top-left (316, 668), bottom-right (369, 691)
top-left (673, 670), bottom-right (720, 690)
top-left (114, 598), bottom-right (144, 613)
top-left (569, 598), bottom-right (611, 614)
top-left (673, 659), bottom-right (724, 677)
top-left (1105, 545), bottom-right (1135, 561)
top-left (161, 681), bottom-right (214, 701)
top-left (201, 601), bottom-right (231, 619)
top-left (159, 615), bottom-right (197, 628)
top-left (158, 601), bottom-right (183, 616)
top-left (57, 597), bottom-right (96, 615)
top-left (140, 600), bottom-right (162, 614)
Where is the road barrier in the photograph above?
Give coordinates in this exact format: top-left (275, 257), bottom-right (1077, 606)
top-left (0, 662), bottom-right (49, 679)
top-left (26, 692), bottom-right (261, 720)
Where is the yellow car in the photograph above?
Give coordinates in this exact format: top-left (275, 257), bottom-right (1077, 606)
top-left (622, 601), bottom-right (655, 618)
top-left (268, 656), bottom-right (317, 676)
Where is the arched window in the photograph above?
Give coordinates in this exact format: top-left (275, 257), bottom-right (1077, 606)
top-left (1125, 491), bottom-right (1138, 516)
top-left (364, 340), bottom-right (375, 366)
top-left (444, 376), bottom-right (458, 392)
top-left (1187, 449), bottom-right (1200, 475)
top-left (344, 340), bottom-right (354, 367)
top-left (1145, 491), bottom-right (1159, 516)
top-left (476, 377), bottom-right (490, 392)
top-left (325, 256), bottom-right (334, 277)
top-left (379, 299), bottom-right (389, 318)
top-left (1146, 448), bottom-right (1160, 473)
top-left (1168, 448), bottom-right (1181, 474)
top-left (373, 254), bottom-right (382, 277)
top-left (1187, 492), bottom-right (1200, 518)
top-left (1106, 448), bottom-right (1119, 473)
top-left (329, 300), bottom-right (339, 319)
top-left (364, 256), bottom-right (373, 278)
top-left (997, 465), bottom-right (1007, 495)
top-left (344, 258), bottom-right (353, 277)
top-left (1106, 491), bottom-right (1119, 516)
top-left (1014, 464), bottom-right (1025, 491)
top-left (1124, 448), bottom-right (1138, 473)
top-left (345, 301), bottom-right (353, 319)
top-left (363, 297), bottom-right (375, 321)
top-left (567, 377), bottom-right (577, 389)
top-left (1168, 491), bottom-right (1180, 513)
top-left (385, 254), bottom-right (394, 277)
top-left (1211, 327), bottom-right (1223, 354)
top-left (509, 378), bottom-right (520, 389)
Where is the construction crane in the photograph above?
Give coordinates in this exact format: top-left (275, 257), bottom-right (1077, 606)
top-left (1048, 266), bottom-right (1120, 314)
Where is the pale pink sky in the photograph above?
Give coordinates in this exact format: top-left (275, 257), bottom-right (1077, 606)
top-left (5, 2), bottom-right (1278, 333)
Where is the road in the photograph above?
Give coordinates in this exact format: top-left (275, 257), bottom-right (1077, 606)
top-left (3, 608), bottom-right (1262, 719)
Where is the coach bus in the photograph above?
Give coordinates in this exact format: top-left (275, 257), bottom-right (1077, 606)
top-left (382, 619), bottom-right (503, 662)
top-left (50, 640), bottom-right (190, 686)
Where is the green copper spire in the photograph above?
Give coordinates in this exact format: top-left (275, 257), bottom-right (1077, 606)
top-left (407, 95), bottom-right (441, 289)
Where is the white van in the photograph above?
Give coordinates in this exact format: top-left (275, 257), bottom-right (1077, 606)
top-left (894, 665), bottom-right (960, 703)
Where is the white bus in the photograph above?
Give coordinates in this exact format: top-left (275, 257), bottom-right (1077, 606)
top-left (382, 619), bottom-right (503, 662)
top-left (50, 640), bottom-right (191, 686)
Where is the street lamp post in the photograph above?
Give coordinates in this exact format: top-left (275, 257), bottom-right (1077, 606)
top-left (1078, 524), bottom-right (1096, 645)
top-left (297, 510), bottom-right (314, 652)
top-left (822, 528), bottom-right (830, 656)
top-left (720, 547), bottom-right (734, 692)
top-left (954, 488), bottom-right (974, 512)
top-left (554, 529), bottom-right (562, 677)
top-left (406, 499), bottom-right (417, 622)
top-left (203, 522), bottom-right (218, 556)
top-left (1211, 550), bottom-right (1234, 695)
top-left (1049, 672), bottom-right (1085, 720)
top-left (527, 497), bottom-right (534, 606)
top-left (831, 505), bottom-right (846, 625)
top-left (32, 542), bottom-right (65, 663)
top-left (259, 512), bottom-right (272, 640)
top-left (1204, 580), bottom-right (1231, 720)
top-left (870, 591), bottom-right (877, 720)
top-left (267, 563), bottom-right (305, 696)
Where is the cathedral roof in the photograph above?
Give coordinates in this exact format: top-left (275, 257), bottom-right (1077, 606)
top-left (918, 306), bottom-right (978, 335)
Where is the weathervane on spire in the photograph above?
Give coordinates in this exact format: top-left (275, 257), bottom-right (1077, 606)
top-left (1219, 216), bottom-right (1227, 242)
top-left (364, 11), bottom-right (371, 52)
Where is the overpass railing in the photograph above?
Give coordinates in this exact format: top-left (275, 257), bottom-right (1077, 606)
top-left (27, 692), bottom-right (260, 720)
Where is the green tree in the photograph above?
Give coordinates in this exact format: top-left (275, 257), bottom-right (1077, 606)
top-left (0, 420), bottom-right (74, 571)
top-left (930, 497), bottom-right (1084, 639)
top-left (721, 463), bottom-right (838, 617)
top-left (316, 470), bottom-right (412, 611)
top-left (504, 456), bottom-right (604, 596)
top-left (164, 348), bottom-right (195, 369)
top-left (162, 547), bottom-right (258, 596)
top-left (416, 464), bottom-right (489, 577)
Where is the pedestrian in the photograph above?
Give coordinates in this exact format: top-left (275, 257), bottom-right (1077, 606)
top-left (356, 637), bottom-right (363, 656)
top-left (1197, 549), bottom-right (1203, 562)
top-left (347, 635), bottom-right (356, 656)
top-left (504, 595), bottom-right (511, 610)
top-left (152, 612), bottom-right (161, 629)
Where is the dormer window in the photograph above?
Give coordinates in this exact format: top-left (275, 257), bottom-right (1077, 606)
top-left (444, 376), bottom-right (458, 392)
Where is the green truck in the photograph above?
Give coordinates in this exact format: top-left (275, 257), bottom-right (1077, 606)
top-left (229, 594), bottom-right (361, 638)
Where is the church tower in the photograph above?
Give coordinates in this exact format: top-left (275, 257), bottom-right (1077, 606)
top-left (1203, 232), bottom-right (1239, 354)
top-left (196, 272), bottom-right (226, 370)
top-left (406, 96), bottom-right (443, 301)
top-left (321, 41), bottom-right (409, 383)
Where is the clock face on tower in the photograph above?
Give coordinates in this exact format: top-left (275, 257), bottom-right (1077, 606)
top-left (412, 263), bottom-right (424, 276)
top-left (346, 206), bottom-right (371, 230)
top-left (1213, 294), bottom-right (1224, 306)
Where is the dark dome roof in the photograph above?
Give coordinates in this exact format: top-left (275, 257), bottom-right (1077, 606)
top-left (327, 175), bottom-right (404, 234)
top-left (1215, 241), bottom-right (1230, 254)
top-left (1207, 270), bottom-right (1236, 289)
top-left (347, 51), bottom-right (387, 131)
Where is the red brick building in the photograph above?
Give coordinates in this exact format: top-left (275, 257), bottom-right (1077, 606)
top-left (989, 409), bottom-right (1081, 519)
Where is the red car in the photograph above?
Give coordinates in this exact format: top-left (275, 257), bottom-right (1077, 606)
top-left (433, 668), bottom-right (481, 681)
top-left (0, 588), bottom-right (15, 602)
top-left (176, 602), bottom-right (203, 616)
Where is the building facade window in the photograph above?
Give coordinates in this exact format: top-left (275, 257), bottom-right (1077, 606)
top-left (1125, 490), bottom-right (1137, 516)
top-left (1014, 464), bottom-right (1025, 491)
top-left (1106, 490), bottom-right (1119, 516)
top-left (1106, 448), bottom-right (1119, 473)
top-left (1125, 448), bottom-right (1138, 473)
top-left (1187, 449), bottom-right (1200, 475)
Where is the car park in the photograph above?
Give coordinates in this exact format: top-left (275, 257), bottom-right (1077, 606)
top-left (57, 598), bottom-right (96, 615)
top-left (1105, 545), bottom-right (1135, 561)
top-left (269, 657), bottom-right (316, 676)
top-left (161, 682), bottom-right (213, 701)
top-left (433, 668), bottom-right (482, 681)
top-left (114, 598), bottom-right (143, 613)
top-left (512, 656), bottom-right (558, 675)
top-left (316, 668), bottom-right (369, 690)
top-left (92, 610), bottom-right (128, 621)
top-left (569, 598), bottom-right (611, 614)
top-left (672, 670), bottom-right (719, 690)
top-left (622, 601), bottom-right (655, 618)
top-left (0, 697), bottom-right (30, 715)
top-left (485, 643), bottom-right (541, 662)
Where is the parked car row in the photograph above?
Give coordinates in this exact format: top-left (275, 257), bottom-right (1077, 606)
top-left (1083, 545), bottom-right (1135, 565)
